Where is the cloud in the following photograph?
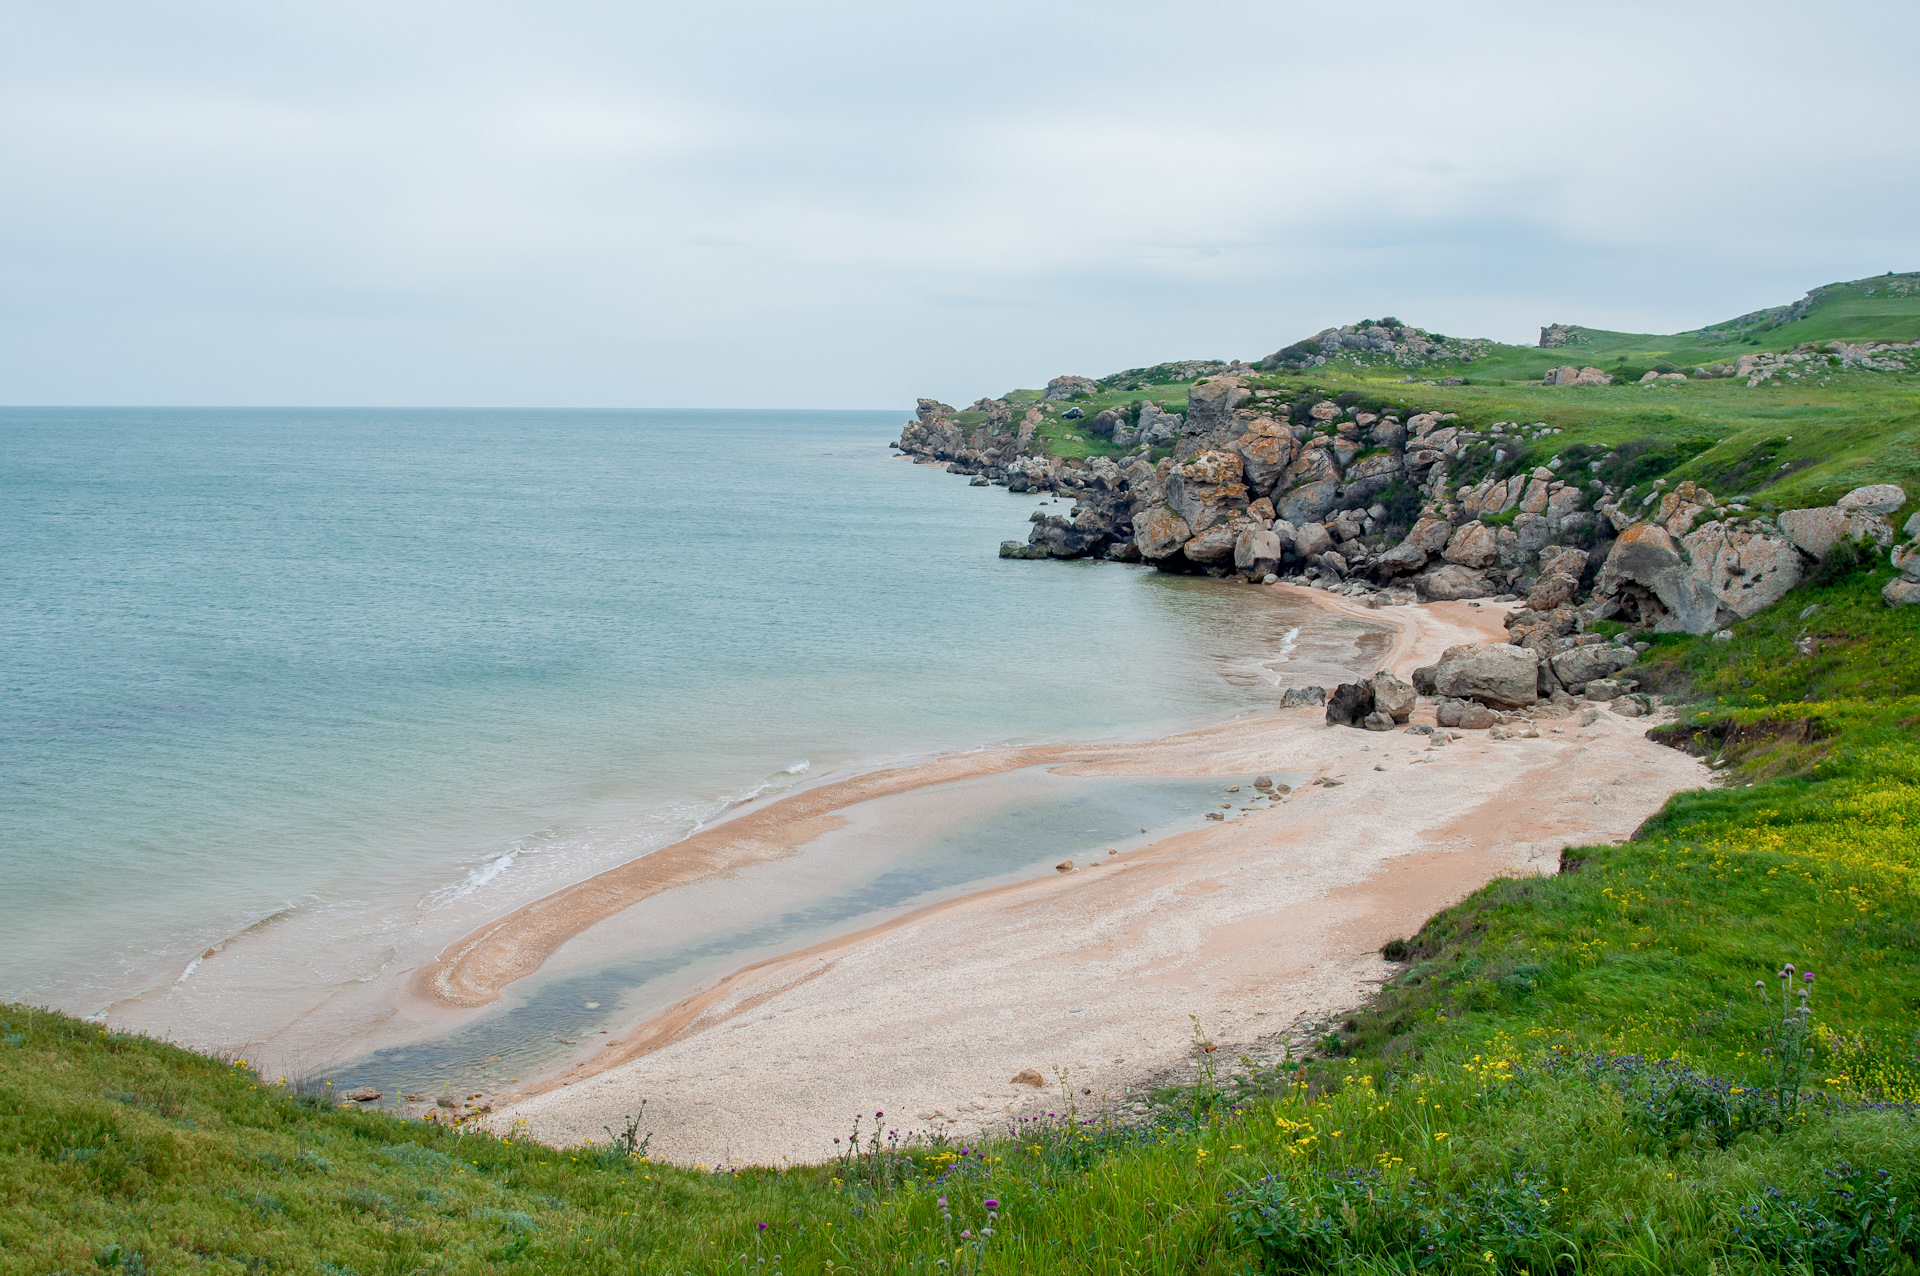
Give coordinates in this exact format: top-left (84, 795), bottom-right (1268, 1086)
top-left (0, 0), bottom-right (1915, 406)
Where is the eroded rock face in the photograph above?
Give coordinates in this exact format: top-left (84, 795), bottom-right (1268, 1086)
top-left (1430, 642), bottom-right (1539, 709)
top-left (1367, 670), bottom-right (1417, 723)
top-left (1779, 506), bottom-right (1894, 559)
top-left (1277, 479), bottom-right (1340, 525)
top-left (1414, 564), bottom-right (1494, 601)
top-left (1594, 522), bottom-right (1721, 634)
top-left (1681, 522), bottom-right (1802, 619)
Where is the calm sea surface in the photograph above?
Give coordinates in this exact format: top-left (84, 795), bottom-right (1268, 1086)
top-left (0, 408), bottom-right (1369, 1053)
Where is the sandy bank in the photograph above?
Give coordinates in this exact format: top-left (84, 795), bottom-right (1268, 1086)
top-left (488, 593), bottom-right (1706, 1165)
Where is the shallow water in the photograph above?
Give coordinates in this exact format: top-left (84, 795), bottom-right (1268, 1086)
top-left (0, 408), bottom-right (1379, 1063)
top-left (324, 767), bottom-right (1316, 1096)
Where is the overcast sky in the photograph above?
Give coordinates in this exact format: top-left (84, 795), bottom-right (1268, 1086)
top-left (2, 1), bottom-right (1915, 408)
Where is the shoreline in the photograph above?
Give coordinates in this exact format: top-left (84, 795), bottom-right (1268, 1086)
top-left (479, 587), bottom-right (1709, 1165)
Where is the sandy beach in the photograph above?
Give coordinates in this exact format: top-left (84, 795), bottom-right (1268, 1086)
top-left (467, 587), bottom-right (1707, 1165)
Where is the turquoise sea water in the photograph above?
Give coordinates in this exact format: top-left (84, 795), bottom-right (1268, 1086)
top-left (0, 408), bottom-right (1370, 1061)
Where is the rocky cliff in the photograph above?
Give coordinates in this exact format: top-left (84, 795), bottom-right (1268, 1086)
top-left (896, 377), bottom-right (1920, 632)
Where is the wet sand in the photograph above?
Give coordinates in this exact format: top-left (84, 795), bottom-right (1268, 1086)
top-left (481, 591), bottom-right (1707, 1165)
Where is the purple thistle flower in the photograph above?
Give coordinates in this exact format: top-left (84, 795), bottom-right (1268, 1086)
top-left (985, 1199), bottom-right (999, 1210)
top-left (757, 1222), bottom-right (767, 1231)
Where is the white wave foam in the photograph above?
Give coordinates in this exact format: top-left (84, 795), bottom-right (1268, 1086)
top-left (784, 760), bottom-right (810, 775)
top-left (1253, 627), bottom-right (1302, 685)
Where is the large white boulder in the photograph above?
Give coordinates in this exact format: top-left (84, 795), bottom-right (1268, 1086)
top-left (1430, 642), bottom-right (1540, 709)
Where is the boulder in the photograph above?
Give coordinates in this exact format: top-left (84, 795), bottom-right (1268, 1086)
top-left (1548, 645), bottom-right (1638, 690)
top-left (1837, 484), bottom-right (1907, 516)
top-left (1367, 670), bottom-right (1417, 723)
top-left (1892, 543), bottom-right (1920, 581)
top-left (345, 1087), bottom-right (382, 1103)
top-left (1277, 478), bottom-right (1341, 525)
top-left (1044, 375), bottom-right (1097, 401)
top-left (1185, 377), bottom-right (1252, 438)
top-left (1375, 541), bottom-right (1430, 575)
top-left (1436, 697), bottom-right (1498, 730)
top-left (1232, 420), bottom-right (1296, 494)
top-left (1280, 685), bottom-right (1328, 708)
top-left (1430, 643), bottom-right (1540, 709)
top-left (1293, 522), bottom-right (1334, 559)
top-left (1414, 564), bottom-right (1495, 601)
top-left (1526, 572), bottom-right (1578, 611)
top-left (1886, 579), bottom-right (1920, 609)
top-left (1362, 711), bottom-right (1396, 732)
top-left (1442, 522), bottom-right (1500, 568)
top-left (1133, 506), bottom-right (1193, 560)
top-left (1317, 550), bottom-right (1349, 576)
top-left (1779, 506), bottom-right (1895, 559)
top-left (1593, 521), bottom-right (1721, 634)
top-left (1410, 665), bottom-right (1438, 695)
top-left (1309, 399), bottom-right (1341, 422)
top-left (1165, 449), bottom-right (1249, 532)
top-left (1326, 682), bottom-right (1376, 727)
top-left (1906, 511), bottom-right (1920, 540)
top-left (1234, 524), bottom-right (1286, 575)
top-left (1183, 521), bottom-right (1240, 564)
top-left (1681, 522), bottom-right (1802, 619)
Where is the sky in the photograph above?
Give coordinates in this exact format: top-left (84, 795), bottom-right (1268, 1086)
top-left (2, 1), bottom-right (1916, 408)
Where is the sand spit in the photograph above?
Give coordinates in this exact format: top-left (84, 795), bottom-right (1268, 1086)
top-left (486, 593), bottom-right (1706, 1165)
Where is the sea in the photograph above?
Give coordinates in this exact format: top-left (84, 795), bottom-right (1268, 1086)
top-left (0, 408), bottom-right (1379, 1083)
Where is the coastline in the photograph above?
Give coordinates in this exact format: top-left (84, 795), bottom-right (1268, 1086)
top-left (479, 587), bottom-right (1708, 1164)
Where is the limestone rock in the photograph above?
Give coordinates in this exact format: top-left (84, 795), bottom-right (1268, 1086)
top-left (1410, 665), bottom-right (1438, 695)
top-left (1436, 697), bottom-right (1498, 729)
top-left (1277, 478), bottom-right (1340, 525)
top-left (1548, 645), bottom-right (1638, 690)
top-left (346, 1087), bottom-right (382, 1103)
top-left (1044, 375), bottom-right (1096, 401)
top-left (1234, 524), bottom-right (1286, 576)
top-left (1414, 564), bottom-right (1494, 601)
top-left (1594, 522), bottom-right (1721, 634)
top-left (1527, 572), bottom-right (1578, 611)
top-left (1906, 511), bottom-right (1920, 540)
top-left (1886, 579), bottom-right (1920, 609)
top-left (1892, 543), bottom-right (1920, 581)
top-left (1293, 522), bottom-right (1334, 559)
top-left (1442, 522), bottom-right (1500, 568)
top-left (1430, 642), bottom-right (1540, 709)
top-left (1280, 685), bottom-right (1328, 708)
top-left (1011, 1068), bottom-right (1047, 1086)
top-left (1367, 670), bottom-right (1417, 723)
top-left (1309, 399), bottom-right (1341, 422)
top-left (1232, 419), bottom-right (1296, 494)
top-left (1838, 484), bottom-right (1907, 515)
top-left (1326, 682), bottom-right (1376, 727)
top-left (1780, 506), bottom-right (1895, 559)
top-left (1681, 522), bottom-right (1803, 619)
top-left (1185, 377), bottom-right (1252, 439)
top-left (1133, 506), bottom-right (1192, 560)
top-left (1362, 711), bottom-right (1396, 732)
top-left (1183, 520), bottom-right (1241, 565)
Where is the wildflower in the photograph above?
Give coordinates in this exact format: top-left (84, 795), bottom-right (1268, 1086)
top-left (984, 1199), bottom-right (998, 1210)
top-left (960, 1230), bottom-right (972, 1240)
top-left (757, 1223), bottom-right (767, 1231)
